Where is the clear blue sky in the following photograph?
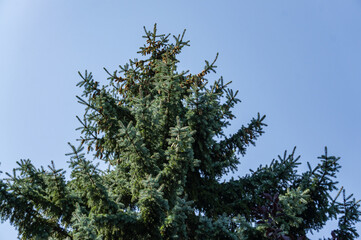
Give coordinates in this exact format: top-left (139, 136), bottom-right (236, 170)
top-left (1, 1), bottom-right (361, 239)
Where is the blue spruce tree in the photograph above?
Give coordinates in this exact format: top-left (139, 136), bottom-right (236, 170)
top-left (0, 25), bottom-right (360, 239)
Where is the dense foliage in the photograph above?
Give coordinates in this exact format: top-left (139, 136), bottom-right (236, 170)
top-left (1, 25), bottom-right (360, 239)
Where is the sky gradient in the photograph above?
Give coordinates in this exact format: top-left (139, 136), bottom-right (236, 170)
top-left (1, 1), bottom-right (361, 239)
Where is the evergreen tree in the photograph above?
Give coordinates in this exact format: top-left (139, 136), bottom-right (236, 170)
top-left (1, 25), bottom-right (360, 240)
